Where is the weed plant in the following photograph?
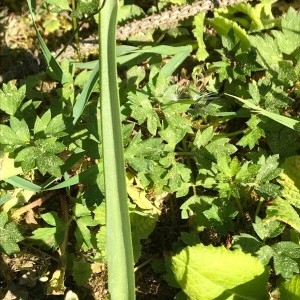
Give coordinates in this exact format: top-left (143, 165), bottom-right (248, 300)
top-left (1, 0), bottom-right (300, 299)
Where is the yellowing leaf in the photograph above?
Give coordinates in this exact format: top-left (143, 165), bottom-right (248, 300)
top-left (126, 173), bottom-right (159, 212)
top-left (0, 152), bottom-right (23, 180)
top-left (46, 269), bottom-right (65, 295)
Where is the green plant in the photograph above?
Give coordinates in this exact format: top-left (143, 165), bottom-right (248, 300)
top-left (1, 0), bottom-right (300, 299)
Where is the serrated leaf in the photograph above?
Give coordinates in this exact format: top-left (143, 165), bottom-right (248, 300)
top-left (0, 123), bottom-right (29, 146)
top-left (75, 216), bottom-right (99, 250)
top-left (249, 34), bottom-right (282, 70)
top-left (266, 197), bottom-right (300, 232)
top-left (34, 110), bottom-right (51, 135)
top-left (10, 116), bottom-right (30, 142)
top-left (171, 244), bottom-right (269, 299)
top-left (272, 8), bottom-right (300, 55)
top-left (130, 210), bottom-right (157, 262)
top-left (15, 146), bottom-right (38, 172)
top-left (72, 258), bottom-right (92, 285)
top-left (44, 0), bottom-right (71, 11)
top-left (256, 245), bottom-right (273, 266)
top-left (206, 137), bottom-right (237, 159)
top-left (35, 138), bottom-right (65, 154)
top-left (280, 274), bottom-right (300, 299)
top-left (30, 227), bottom-right (60, 249)
top-left (127, 173), bottom-right (159, 211)
top-left (256, 154), bottom-right (280, 183)
top-left (124, 134), bottom-right (164, 172)
top-left (159, 159), bottom-right (191, 194)
top-left (278, 156), bottom-right (300, 209)
top-left (194, 126), bottom-right (214, 148)
top-left (0, 83), bottom-right (26, 115)
top-left (273, 241), bottom-right (300, 279)
top-left (129, 91), bottom-right (160, 135)
top-left (207, 16), bottom-right (250, 50)
top-left (253, 217), bottom-right (285, 240)
top-left (72, 0), bottom-right (98, 18)
top-left (37, 154), bottom-right (63, 177)
top-left (44, 114), bottom-right (66, 137)
top-left (237, 115), bottom-right (265, 149)
top-left (0, 211), bottom-right (24, 255)
top-left (159, 113), bottom-right (192, 150)
top-left (193, 13), bottom-right (209, 61)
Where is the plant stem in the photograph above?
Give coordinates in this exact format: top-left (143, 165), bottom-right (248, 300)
top-left (99, 0), bottom-right (135, 299)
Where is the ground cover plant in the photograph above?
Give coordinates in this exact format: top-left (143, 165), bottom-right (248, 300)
top-left (1, 0), bottom-right (300, 299)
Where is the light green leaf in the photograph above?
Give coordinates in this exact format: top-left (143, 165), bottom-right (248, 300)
top-left (171, 244), bottom-right (269, 299)
top-left (0, 83), bottom-right (26, 115)
top-left (41, 212), bottom-right (62, 227)
top-left (280, 274), bottom-right (300, 299)
top-left (207, 16), bottom-right (250, 50)
top-left (0, 152), bottom-right (23, 179)
top-left (272, 241), bottom-right (300, 279)
top-left (34, 110), bottom-right (51, 135)
top-left (193, 13), bottom-right (209, 61)
top-left (266, 197), bottom-right (300, 232)
top-left (36, 154), bottom-right (63, 177)
top-left (10, 116), bottom-right (30, 143)
top-left (253, 217), bottom-right (285, 240)
top-left (44, 114), bottom-right (66, 136)
top-left (256, 154), bottom-right (280, 183)
top-left (277, 156), bottom-right (300, 209)
top-left (237, 115), bottom-right (265, 149)
top-left (272, 8), bottom-right (300, 55)
top-left (0, 120), bottom-right (30, 146)
top-left (129, 91), bottom-right (160, 135)
top-left (130, 211), bottom-right (157, 262)
top-left (249, 34), bottom-right (282, 69)
top-left (35, 138), bottom-right (65, 154)
top-left (194, 126), bottom-right (214, 148)
top-left (44, 0), bottom-right (71, 11)
top-left (30, 213), bottom-right (66, 249)
top-left (159, 114), bottom-right (192, 150)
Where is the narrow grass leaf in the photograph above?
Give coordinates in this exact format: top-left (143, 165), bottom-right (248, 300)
top-left (4, 176), bottom-right (41, 192)
top-left (226, 93), bottom-right (300, 130)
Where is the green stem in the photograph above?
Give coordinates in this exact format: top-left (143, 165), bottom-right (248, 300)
top-left (99, 0), bottom-right (135, 299)
top-left (71, 0), bottom-right (81, 60)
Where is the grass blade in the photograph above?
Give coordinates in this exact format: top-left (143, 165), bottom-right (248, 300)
top-left (226, 93), bottom-right (300, 131)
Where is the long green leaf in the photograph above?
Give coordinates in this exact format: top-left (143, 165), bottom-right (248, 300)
top-left (226, 93), bottom-right (300, 130)
top-left (27, 0), bottom-right (71, 84)
top-left (99, 1), bottom-right (135, 299)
